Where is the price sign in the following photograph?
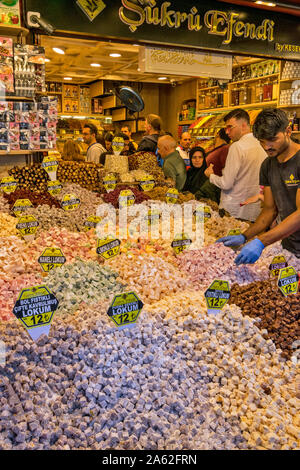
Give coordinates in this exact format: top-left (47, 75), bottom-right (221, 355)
top-left (166, 188), bottom-right (179, 204)
top-left (194, 205), bottom-right (211, 222)
top-left (0, 176), bottom-right (18, 194)
top-left (277, 266), bottom-right (299, 297)
top-left (12, 199), bottom-right (33, 217)
top-left (119, 189), bottom-right (135, 208)
top-left (171, 234), bottom-right (192, 254)
top-left (146, 210), bottom-right (160, 226)
top-left (38, 248), bottom-right (66, 273)
top-left (13, 285), bottom-right (59, 341)
top-left (227, 229), bottom-right (241, 236)
top-left (47, 180), bottom-right (62, 196)
top-left (61, 194), bottom-right (80, 211)
top-left (139, 176), bottom-right (155, 192)
top-left (96, 237), bottom-right (121, 260)
top-left (83, 215), bottom-right (102, 232)
top-left (42, 155), bottom-right (59, 181)
top-left (103, 174), bottom-right (117, 193)
top-left (204, 279), bottom-right (230, 314)
top-left (107, 292), bottom-right (143, 330)
top-left (112, 137), bottom-right (125, 155)
top-left (269, 255), bottom-right (288, 278)
top-left (16, 215), bottom-right (39, 241)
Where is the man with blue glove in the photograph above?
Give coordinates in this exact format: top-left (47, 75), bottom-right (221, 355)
top-left (217, 108), bottom-right (300, 265)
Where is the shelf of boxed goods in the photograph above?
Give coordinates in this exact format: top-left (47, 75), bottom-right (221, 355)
top-left (198, 100), bottom-right (278, 115)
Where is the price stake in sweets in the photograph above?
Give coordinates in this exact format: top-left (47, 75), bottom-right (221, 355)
top-left (139, 175), bottom-right (155, 192)
top-left (61, 194), bottom-right (81, 211)
top-left (119, 189), bottom-right (135, 208)
top-left (13, 285), bottom-right (59, 341)
top-left (277, 266), bottom-right (299, 297)
top-left (227, 229), bottom-right (241, 236)
top-left (83, 215), bottom-right (102, 232)
top-left (0, 176), bottom-right (18, 194)
top-left (193, 205), bottom-right (211, 222)
top-left (103, 174), bottom-right (117, 193)
top-left (112, 137), bottom-right (125, 156)
top-left (107, 292), bottom-right (144, 330)
top-left (146, 209), bottom-right (160, 227)
top-left (204, 279), bottom-right (231, 315)
top-left (12, 199), bottom-right (33, 217)
top-left (42, 155), bottom-right (59, 181)
top-left (16, 215), bottom-right (39, 242)
top-left (171, 233), bottom-right (192, 254)
top-left (47, 180), bottom-right (62, 196)
top-left (269, 255), bottom-right (288, 278)
top-left (96, 237), bottom-right (121, 260)
top-left (38, 248), bottom-right (66, 273)
top-left (166, 188), bottom-right (179, 204)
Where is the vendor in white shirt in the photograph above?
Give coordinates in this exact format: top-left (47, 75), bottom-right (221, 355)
top-left (204, 108), bottom-right (267, 221)
top-left (82, 123), bottom-right (106, 164)
top-left (176, 132), bottom-right (192, 169)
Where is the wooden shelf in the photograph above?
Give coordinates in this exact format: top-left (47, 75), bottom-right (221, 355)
top-left (46, 91), bottom-right (63, 95)
top-left (0, 25), bottom-right (29, 37)
top-left (198, 100), bottom-right (278, 114)
top-left (278, 104), bottom-right (300, 108)
top-left (228, 73), bottom-right (279, 87)
top-left (0, 96), bottom-right (34, 101)
top-left (0, 149), bottom-right (53, 155)
top-left (280, 78), bottom-right (299, 82)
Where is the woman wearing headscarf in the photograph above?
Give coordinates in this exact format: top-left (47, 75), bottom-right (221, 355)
top-left (183, 146), bottom-right (220, 203)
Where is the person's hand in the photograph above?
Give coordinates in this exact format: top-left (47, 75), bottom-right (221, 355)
top-left (204, 164), bottom-right (214, 178)
top-left (234, 238), bottom-right (265, 265)
top-left (216, 234), bottom-right (246, 247)
top-left (240, 193), bottom-right (264, 206)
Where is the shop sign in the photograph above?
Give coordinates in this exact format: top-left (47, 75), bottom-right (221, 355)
top-left (204, 279), bottom-right (230, 314)
top-left (12, 199), bottom-right (33, 217)
top-left (166, 188), bottom-right (179, 204)
top-left (139, 47), bottom-right (232, 79)
top-left (13, 285), bottom-right (59, 341)
top-left (277, 266), bottom-right (299, 297)
top-left (269, 255), bottom-right (288, 278)
top-left (119, 189), bottom-right (135, 208)
top-left (16, 215), bottom-right (39, 241)
top-left (47, 180), bottom-right (62, 196)
top-left (107, 291), bottom-right (143, 329)
top-left (139, 175), bottom-right (155, 192)
top-left (61, 194), bottom-right (81, 211)
top-left (194, 205), bottom-right (211, 222)
top-left (0, 176), bottom-right (18, 194)
top-left (83, 215), bottom-right (102, 231)
top-left (24, 0), bottom-right (300, 60)
top-left (96, 237), bottom-right (121, 260)
top-left (171, 233), bottom-right (192, 255)
top-left (38, 247), bottom-right (66, 273)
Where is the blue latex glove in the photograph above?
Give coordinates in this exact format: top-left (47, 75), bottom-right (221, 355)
top-left (234, 238), bottom-right (265, 265)
top-left (216, 234), bottom-right (246, 247)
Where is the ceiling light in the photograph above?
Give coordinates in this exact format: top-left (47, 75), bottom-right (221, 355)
top-left (255, 1), bottom-right (276, 6)
top-left (64, 77), bottom-right (72, 80)
top-left (109, 53), bottom-right (121, 57)
top-left (90, 63), bottom-right (101, 67)
top-left (53, 47), bottom-right (65, 55)
top-left (158, 77), bottom-right (167, 80)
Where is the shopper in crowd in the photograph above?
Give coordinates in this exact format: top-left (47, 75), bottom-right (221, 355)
top-left (62, 139), bottom-right (85, 162)
top-left (217, 108), bottom-right (300, 264)
top-left (176, 131), bottom-right (192, 169)
top-left (183, 146), bottom-right (220, 203)
top-left (206, 128), bottom-right (231, 177)
top-left (204, 109), bottom-right (267, 221)
top-left (104, 132), bottom-right (114, 153)
top-left (82, 123), bottom-right (106, 163)
top-left (158, 135), bottom-right (187, 191)
top-left (121, 125), bottom-right (138, 150)
top-left (137, 114), bottom-right (163, 153)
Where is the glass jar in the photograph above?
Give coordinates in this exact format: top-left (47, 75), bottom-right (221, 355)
top-left (199, 93), bottom-right (205, 110)
top-left (217, 90), bottom-right (224, 107)
top-left (263, 79), bottom-right (273, 101)
top-left (204, 92), bottom-right (211, 109)
top-left (272, 79), bottom-right (279, 101)
top-left (231, 86), bottom-right (240, 106)
top-left (255, 81), bottom-right (264, 103)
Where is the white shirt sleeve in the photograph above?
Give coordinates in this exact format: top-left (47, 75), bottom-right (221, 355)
top-left (209, 142), bottom-right (242, 191)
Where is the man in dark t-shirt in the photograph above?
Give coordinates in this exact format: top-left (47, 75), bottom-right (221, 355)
top-left (216, 108), bottom-right (300, 264)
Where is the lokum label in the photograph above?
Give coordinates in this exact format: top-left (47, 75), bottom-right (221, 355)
top-left (61, 194), bottom-right (80, 211)
top-left (0, 176), bottom-right (18, 194)
top-left (112, 137), bottom-right (125, 155)
top-left (277, 266), bottom-right (299, 297)
top-left (103, 174), bottom-right (117, 192)
top-left (13, 285), bottom-right (59, 341)
top-left (47, 180), bottom-right (62, 196)
top-left (269, 255), bottom-right (288, 278)
top-left (119, 189), bottom-right (135, 208)
top-left (96, 237), bottom-right (121, 260)
top-left (107, 292), bottom-right (143, 329)
top-left (16, 215), bottom-right (39, 240)
top-left (146, 209), bottom-right (160, 226)
top-left (76, 0), bottom-right (106, 22)
top-left (83, 215), bottom-right (102, 232)
top-left (166, 188), bottom-right (179, 204)
top-left (12, 199), bottom-right (33, 217)
top-left (38, 248), bottom-right (66, 273)
top-left (139, 175), bottom-right (155, 192)
top-left (227, 229), bottom-right (241, 236)
top-left (42, 155), bottom-right (59, 179)
top-left (171, 233), bottom-right (192, 254)
top-left (194, 205), bottom-right (211, 222)
top-left (205, 279), bottom-right (230, 314)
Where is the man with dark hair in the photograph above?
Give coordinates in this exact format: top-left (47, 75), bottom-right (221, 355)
top-left (82, 123), bottom-right (105, 163)
top-left (205, 108), bottom-right (267, 221)
top-left (217, 108), bottom-right (300, 264)
top-left (137, 114), bottom-right (163, 153)
top-left (206, 128), bottom-right (231, 177)
top-left (121, 125), bottom-right (138, 150)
